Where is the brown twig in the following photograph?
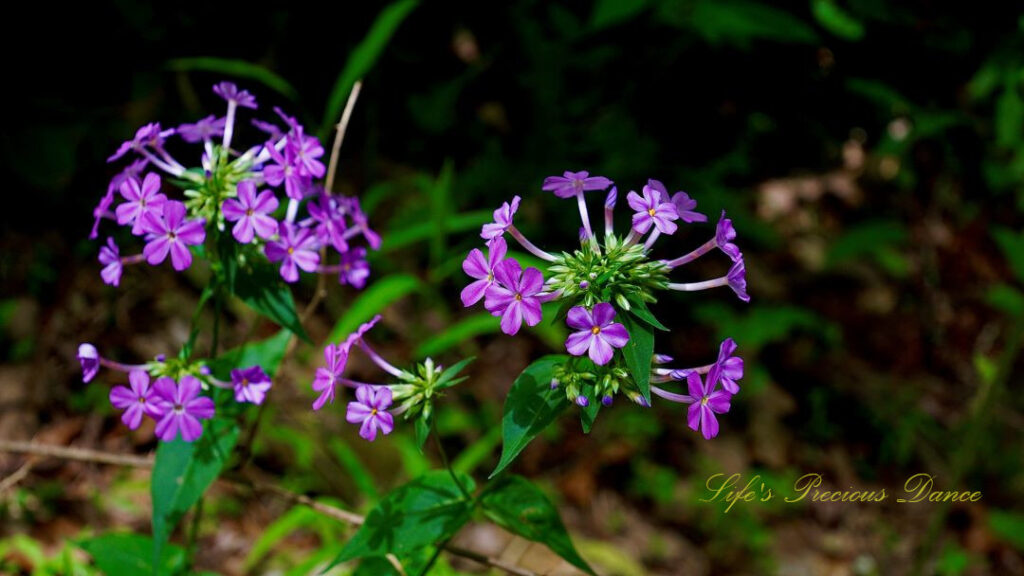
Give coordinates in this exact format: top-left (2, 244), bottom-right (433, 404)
top-left (0, 441), bottom-right (539, 576)
top-left (324, 80), bottom-right (363, 194)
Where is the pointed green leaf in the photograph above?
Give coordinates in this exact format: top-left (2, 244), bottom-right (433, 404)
top-left (151, 419), bottom-right (239, 570)
top-left (320, 0), bottom-right (420, 139)
top-left (620, 314), bottom-right (654, 403)
top-left (434, 356), bottom-right (475, 388)
top-left (329, 274), bottom-right (421, 342)
top-left (491, 355), bottom-right (569, 478)
top-left (415, 414), bottom-right (431, 453)
top-left (624, 296), bottom-right (668, 331)
top-left (480, 475), bottom-right (595, 575)
top-left (206, 329), bottom-right (292, 381)
top-left (234, 265), bottom-right (309, 342)
top-left (325, 471), bottom-right (476, 568)
top-left (167, 57), bottom-right (299, 101)
top-left (77, 533), bottom-right (185, 575)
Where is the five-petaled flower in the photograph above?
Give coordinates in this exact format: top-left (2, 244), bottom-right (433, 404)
top-left (231, 366), bottom-right (273, 405)
top-left (461, 236), bottom-right (508, 306)
top-left (99, 238), bottom-right (123, 287)
top-left (265, 222), bottom-right (320, 283)
top-left (141, 201), bottom-right (206, 271)
top-left (311, 343), bottom-right (349, 411)
top-left (708, 338), bottom-right (744, 394)
top-left (628, 184), bottom-right (679, 235)
top-left (542, 171), bottom-right (613, 199)
top-left (715, 211), bottom-right (741, 262)
top-left (213, 82), bottom-right (257, 109)
top-left (117, 172), bottom-right (167, 235)
top-left (565, 303), bottom-right (630, 365)
top-left (338, 247), bottom-right (370, 289)
top-left (481, 196), bottom-right (521, 239)
top-left (681, 371), bottom-right (732, 440)
top-left (109, 370), bottom-right (160, 429)
top-left (484, 259), bottom-right (546, 335)
top-left (222, 180), bottom-right (279, 243)
top-left (346, 385), bottom-right (394, 442)
top-left (152, 375), bottom-right (216, 442)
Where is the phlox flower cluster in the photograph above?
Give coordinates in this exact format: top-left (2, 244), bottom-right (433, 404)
top-left (91, 81), bottom-right (378, 288)
top-left (77, 343), bottom-right (271, 443)
top-left (462, 171), bottom-right (750, 438)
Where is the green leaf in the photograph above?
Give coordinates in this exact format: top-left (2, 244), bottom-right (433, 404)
top-left (78, 533), bottom-right (185, 575)
top-left (989, 510), bottom-right (1024, 551)
top-left (151, 419), bottom-right (240, 570)
top-left (491, 355), bottom-right (569, 478)
top-left (620, 314), bottom-right (654, 403)
top-left (590, 0), bottom-right (648, 30)
top-left (328, 438), bottom-right (380, 503)
top-left (234, 265), bottom-right (309, 342)
top-left (624, 296), bottom-right (668, 331)
top-left (167, 57), bottom-right (299, 101)
top-left (992, 227), bottom-right (1024, 283)
top-left (206, 329), bottom-right (292, 381)
top-left (811, 0), bottom-right (865, 41)
top-left (328, 273), bottom-right (421, 342)
top-left (415, 314), bottom-right (500, 358)
top-left (657, 0), bottom-right (819, 48)
top-left (381, 210), bottom-right (491, 253)
top-left (414, 414), bottom-right (431, 453)
top-left (320, 0), bottom-right (419, 139)
top-left (244, 507), bottom-right (320, 571)
top-left (580, 395), bottom-right (601, 434)
top-left (480, 476), bottom-right (595, 575)
top-left (986, 283), bottom-right (1024, 317)
top-left (325, 471), bottom-right (476, 567)
top-left (434, 356), bottom-right (476, 389)
top-left (996, 74), bottom-right (1024, 148)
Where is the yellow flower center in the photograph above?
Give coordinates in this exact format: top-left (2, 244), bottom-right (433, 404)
top-left (287, 247), bottom-right (295, 255)
top-left (701, 396), bottom-right (710, 406)
top-left (515, 294), bottom-right (522, 301)
top-left (370, 408), bottom-right (378, 416)
top-left (648, 208), bottom-right (657, 217)
top-left (591, 325), bottom-right (601, 335)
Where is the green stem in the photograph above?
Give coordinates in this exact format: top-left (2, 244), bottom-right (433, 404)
top-left (432, 420), bottom-right (471, 500)
top-left (186, 497), bottom-right (205, 569)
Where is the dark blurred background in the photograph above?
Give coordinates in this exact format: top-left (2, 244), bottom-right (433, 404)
top-left (2, 1), bottom-right (1023, 575)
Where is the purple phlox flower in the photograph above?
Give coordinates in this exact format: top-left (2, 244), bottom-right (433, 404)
top-left (484, 259), bottom-right (546, 335)
top-left (653, 354), bottom-right (674, 364)
top-left (287, 125), bottom-right (326, 178)
top-left (602, 395), bottom-right (614, 407)
top-left (576, 396), bottom-right (590, 407)
top-left (110, 370), bottom-right (160, 430)
top-left (213, 81), bottom-right (257, 109)
top-left (346, 385), bottom-right (394, 442)
top-left (727, 258), bottom-right (750, 303)
top-left (671, 191), bottom-right (707, 224)
top-left (461, 236), bottom-right (508, 306)
top-left (312, 343), bottom-right (350, 411)
top-left (232, 366), bottom-right (272, 405)
top-left (645, 179), bottom-right (706, 224)
top-left (707, 338), bottom-right (744, 394)
top-left (141, 201), bottom-right (207, 271)
top-left (78, 343), bottom-right (100, 383)
top-left (627, 184), bottom-right (679, 235)
top-left (715, 211), bottom-right (741, 261)
top-left (222, 180), bottom-right (279, 243)
top-left (177, 115), bottom-right (227, 143)
top-left (265, 222), bottom-right (320, 283)
top-left (682, 371), bottom-right (732, 440)
top-left (306, 194), bottom-right (349, 252)
top-left (107, 123), bottom-right (173, 163)
top-left (481, 195), bottom-right (521, 239)
top-left (252, 118), bottom-right (283, 140)
top-left (99, 237), bottom-right (123, 286)
top-left (343, 314), bottom-right (382, 351)
top-left (90, 189), bottom-right (115, 240)
top-left (117, 172), bottom-right (167, 235)
top-left (152, 375), bottom-right (215, 442)
top-left (346, 197), bottom-right (382, 249)
top-left (541, 171), bottom-right (613, 199)
top-left (338, 247), bottom-right (370, 289)
top-left (263, 141), bottom-right (310, 201)
top-left (564, 303), bottom-right (630, 366)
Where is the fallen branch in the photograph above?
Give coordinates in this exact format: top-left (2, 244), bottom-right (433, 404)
top-left (0, 441), bottom-right (538, 576)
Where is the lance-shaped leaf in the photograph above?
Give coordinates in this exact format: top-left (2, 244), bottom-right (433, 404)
top-left (325, 471), bottom-right (476, 568)
top-left (619, 314), bottom-right (654, 403)
top-left (151, 419), bottom-right (239, 572)
top-left (78, 533), bottom-right (185, 576)
top-left (234, 264), bottom-right (309, 341)
top-left (491, 355), bottom-right (569, 478)
top-left (206, 329), bottom-right (292, 381)
top-left (480, 475), bottom-right (595, 575)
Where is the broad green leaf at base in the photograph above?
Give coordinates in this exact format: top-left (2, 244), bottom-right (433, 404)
top-left (491, 355), bottom-right (569, 478)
